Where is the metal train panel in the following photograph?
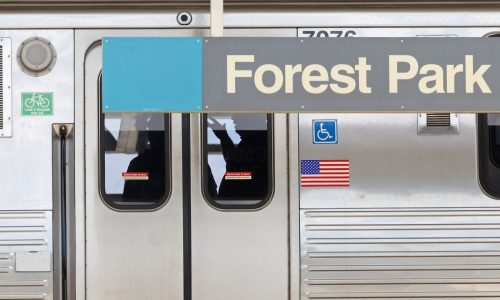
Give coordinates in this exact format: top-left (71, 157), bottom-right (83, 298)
top-left (0, 211), bottom-right (53, 300)
top-left (0, 30), bottom-right (73, 211)
top-left (0, 29), bottom-right (73, 300)
top-left (295, 26), bottom-right (500, 299)
top-left (0, 6), bottom-right (499, 300)
top-left (299, 114), bottom-right (483, 208)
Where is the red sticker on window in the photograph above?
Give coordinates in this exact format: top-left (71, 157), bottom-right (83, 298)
top-left (122, 172), bottom-right (149, 180)
top-left (224, 172), bottom-right (252, 180)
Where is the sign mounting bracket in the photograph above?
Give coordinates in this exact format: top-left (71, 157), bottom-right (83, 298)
top-left (211, 0), bottom-right (224, 37)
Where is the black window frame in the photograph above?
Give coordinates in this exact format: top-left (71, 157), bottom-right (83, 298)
top-left (478, 33), bottom-right (500, 199)
top-left (97, 72), bottom-right (171, 210)
top-left (478, 114), bottom-right (500, 199)
top-left (201, 113), bottom-right (275, 210)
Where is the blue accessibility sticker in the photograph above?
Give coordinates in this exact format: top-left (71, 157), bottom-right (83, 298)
top-left (313, 120), bottom-right (338, 144)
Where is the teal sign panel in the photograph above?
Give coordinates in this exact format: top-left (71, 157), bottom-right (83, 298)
top-left (102, 37), bottom-right (202, 112)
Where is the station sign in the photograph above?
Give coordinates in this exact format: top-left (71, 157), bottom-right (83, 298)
top-left (103, 37), bottom-right (500, 112)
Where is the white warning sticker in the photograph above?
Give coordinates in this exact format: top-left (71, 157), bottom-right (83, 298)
top-left (224, 172), bottom-right (252, 180)
top-left (122, 172), bottom-right (149, 180)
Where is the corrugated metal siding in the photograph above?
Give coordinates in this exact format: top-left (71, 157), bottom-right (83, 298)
top-left (301, 208), bottom-right (500, 299)
top-left (0, 212), bottom-right (52, 300)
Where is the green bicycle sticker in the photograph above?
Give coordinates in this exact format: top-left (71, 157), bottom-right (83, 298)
top-left (22, 92), bottom-right (53, 116)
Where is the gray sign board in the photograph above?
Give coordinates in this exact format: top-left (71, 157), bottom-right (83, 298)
top-left (203, 37), bottom-right (500, 112)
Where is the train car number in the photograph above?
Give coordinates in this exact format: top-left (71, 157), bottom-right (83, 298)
top-left (298, 28), bottom-right (357, 38)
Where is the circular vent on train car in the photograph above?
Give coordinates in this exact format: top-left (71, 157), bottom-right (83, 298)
top-left (17, 37), bottom-right (57, 77)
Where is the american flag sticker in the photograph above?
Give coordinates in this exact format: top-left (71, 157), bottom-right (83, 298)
top-left (300, 160), bottom-right (350, 187)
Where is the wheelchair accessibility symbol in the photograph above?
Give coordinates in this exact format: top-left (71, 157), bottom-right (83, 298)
top-left (313, 120), bottom-right (338, 144)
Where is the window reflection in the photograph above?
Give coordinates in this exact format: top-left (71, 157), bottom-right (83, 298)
top-left (204, 114), bottom-right (272, 208)
top-left (488, 114), bottom-right (500, 168)
top-left (101, 113), bottom-right (169, 208)
top-left (479, 113), bottom-right (500, 199)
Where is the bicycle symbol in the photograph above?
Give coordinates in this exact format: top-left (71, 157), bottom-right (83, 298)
top-left (313, 120), bottom-right (337, 144)
top-left (316, 123), bottom-right (333, 141)
top-left (24, 93), bottom-right (50, 109)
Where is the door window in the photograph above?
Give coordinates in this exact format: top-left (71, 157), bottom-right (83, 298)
top-left (202, 114), bottom-right (273, 209)
top-left (479, 114), bottom-right (500, 198)
top-left (98, 75), bottom-right (170, 209)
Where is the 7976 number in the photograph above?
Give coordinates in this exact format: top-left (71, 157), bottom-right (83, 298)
top-left (301, 30), bottom-right (357, 37)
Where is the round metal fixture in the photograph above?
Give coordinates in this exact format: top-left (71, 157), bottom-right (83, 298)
top-left (177, 11), bottom-right (192, 25)
top-left (17, 37), bottom-right (57, 77)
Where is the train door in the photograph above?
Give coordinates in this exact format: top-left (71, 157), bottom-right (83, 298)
top-left (188, 29), bottom-right (292, 300)
top-left (79, 28), bottom-right (291, 300)
top-left (81, 30), bottom-right (187, 300)
top-left (189, 113), bottom-right (288, 300)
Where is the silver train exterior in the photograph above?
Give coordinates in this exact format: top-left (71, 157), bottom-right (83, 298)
top-left (1, 1), bottom-right (500, 299)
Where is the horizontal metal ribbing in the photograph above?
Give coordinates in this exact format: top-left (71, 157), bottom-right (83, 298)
top-left (0, 213), bottom-right (46, 219)
top-left (308, 264), bottom-right (500, 271)
top-left (307, 250), bottom-right (500, 258)
top-left (0, 281), bottom-right (47, 287)
top-left (0, 239), bottom-right (46, 246)
top-left (0, 294), bottom-right (46, 300)
top-left (306, 224), bottom-right (500, 231)
top-left (306, 277), bottom-right (500, 285)
top-left (306, 291), bottom-right (500, 299)
top-left (306, 237), bottom-right (500, 244)
top-left (304, 208), bottom-right (500, 217)
top-left (0, 226), bottom-right (46, 233)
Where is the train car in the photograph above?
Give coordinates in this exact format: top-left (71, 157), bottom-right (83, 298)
top-left (2, 1), bottom-right (500, 299)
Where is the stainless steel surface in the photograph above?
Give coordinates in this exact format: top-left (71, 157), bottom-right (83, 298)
top-left (288, 113), bottom-right (300, 300)
top-left (77, 27), bottom-right (294, 300)
top-left (296, 27), bottom-right (500, 297)
top-left (298, 27), bottom-right (500, 37)
top-left (74, 28), bottom-right (210, 300)
top-left (298, 113), bottom-right (500, 299)
top-left (298, 114), bottom-right (500, 299)
top-left (299, 113), bottom-right (486, 208)
top-left (13, 10), bottom-right (500, 300)
top-left (75, 25), bottom-right (500, 300)
top-left (189, 28), bottom-right (291, 300)
top-left (3, 11), bottom-right (500, 28)
top-left (0, 211), bottom-right (53, 300)
top-left (301, 208), bottom-right (500, 299)
top-left (2, 0), bottom-right (500, 9)
top-left (190, 113), bottom-right (289, 300)
top-left (297, 25), bottom-right (492, 208)
top-left (73, 30), bottom-right (87, 300)
top-left (417, 113), bottom-right (460, 135)
top-left (0, 37), bottom-right (11, 138)
top-left (0, 30), bottom-right (73, 211)
top-left (83, 30), bottom-right (185, 300)
top-left (0, 30), bottom-right (73, 300)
